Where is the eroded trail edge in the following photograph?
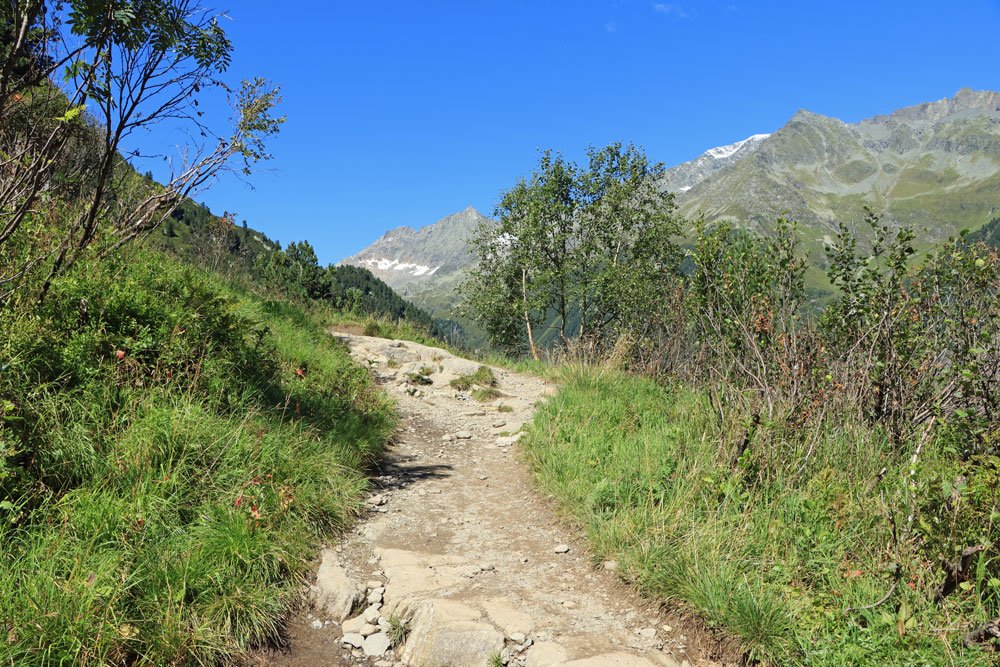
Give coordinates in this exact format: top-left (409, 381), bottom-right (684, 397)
top-left (270, 334), bottom-right (709, 667)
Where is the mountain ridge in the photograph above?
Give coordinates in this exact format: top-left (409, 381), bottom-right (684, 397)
top-left (674, 87), bottom-right (1000, 250)
top-left (343, 88), bottom-right (1000, 339)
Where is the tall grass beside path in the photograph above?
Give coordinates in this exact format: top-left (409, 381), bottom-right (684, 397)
top-left (522, 366), bottom-right (999, 666)
top-left (0, 249), bottom-right (396, 664)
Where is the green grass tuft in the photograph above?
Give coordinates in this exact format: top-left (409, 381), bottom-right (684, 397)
top-left (387, 615), bottom-right (410, 648)
top-left (450, 365), bottom-right (498, 392)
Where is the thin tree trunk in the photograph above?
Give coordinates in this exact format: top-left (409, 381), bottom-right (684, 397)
top-left (522, 266), bottom-right (539, 361)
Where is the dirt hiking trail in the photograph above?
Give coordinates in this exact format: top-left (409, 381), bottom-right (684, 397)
top-left (265, 333), bottom-right (730, 667)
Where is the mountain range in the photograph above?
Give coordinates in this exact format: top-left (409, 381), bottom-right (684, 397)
top-left (338, 206), bottom-right (490, 344)
top-left (673, 87), bottom-right (1000, 255)
top-left (341, 88), bottom-right (1000, 335)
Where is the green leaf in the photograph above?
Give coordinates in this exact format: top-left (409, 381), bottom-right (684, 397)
top-left (56, 105), bottom-right (86, 123)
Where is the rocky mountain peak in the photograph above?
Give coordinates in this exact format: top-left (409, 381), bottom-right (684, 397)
top-left (660, 132), bottom-right (770, 194)
top-left (869, 88), bottom-right (1000, 125)
top-left (339, 207), bottom-right (495, 294)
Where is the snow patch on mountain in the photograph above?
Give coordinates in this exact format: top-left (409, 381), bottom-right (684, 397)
top-left (704, 133), bottom-right (771, 160)
top-left (661, 133), bottom-right (771, 194)
top-left (358, 257), bottom-right (441, 277)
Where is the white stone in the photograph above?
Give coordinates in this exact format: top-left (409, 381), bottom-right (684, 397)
top-left (363, 604), bottom-right (382, 623)
top-left (342, 615), bottom-right (366, 634)
top-left (454, 430), bottom-right (473, 439)
top-left (554, 544), bottom-right (570, 554)
top-left (525, 642), bottom-right (569, 667)
top-left (359, 623), bottom-right (379, 636)
top-left (341, 633), bottom-right (365, 648)
top-left (363, 631), bottom-right (392, 657)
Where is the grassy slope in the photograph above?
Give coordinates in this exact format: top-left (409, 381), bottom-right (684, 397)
top-left (523, 367), bottom-right (998, 666)
top-left (0, 249), bottom-right (395, 664)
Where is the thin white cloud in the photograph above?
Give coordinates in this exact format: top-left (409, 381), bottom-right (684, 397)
top-left (653, 3), bottom-right (691, 18)
top-left (605, 20), bottom-right (618, 32)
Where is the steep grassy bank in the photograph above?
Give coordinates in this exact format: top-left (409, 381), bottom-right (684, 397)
top-left (0, 249), bottom-right (395, 664)
top-left (523, 367), bottom-right (999, 666)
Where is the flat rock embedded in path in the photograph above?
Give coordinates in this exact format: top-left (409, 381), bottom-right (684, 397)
top-left (401, 598), bottom-right (504, 666)
top-left (265, 330), bottom-right (719, 667)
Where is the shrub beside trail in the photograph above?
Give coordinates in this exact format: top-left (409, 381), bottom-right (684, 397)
top-left (523, 367), bottom-right (998, 665)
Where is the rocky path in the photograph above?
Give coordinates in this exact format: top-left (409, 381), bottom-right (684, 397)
top-left (266, 333), bottom-right (717, 667)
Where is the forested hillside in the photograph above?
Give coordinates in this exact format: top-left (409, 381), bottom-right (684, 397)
top-left (148, 196), bottom-right (442, 334)
top-left (966, 216), bottom-right (1000, 250)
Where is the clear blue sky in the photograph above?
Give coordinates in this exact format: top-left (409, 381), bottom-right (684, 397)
top-left (135, 1), bottom-right (1000, 265)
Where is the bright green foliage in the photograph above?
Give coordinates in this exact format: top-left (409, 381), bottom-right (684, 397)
top-left (819, 210), bottom-right (1000, 442)
top-left (686, 216), bottom-right (808, 413)
top-left (574, 143), bottom-right (683, 343)
top-left (524, 368), bottom-right (999, 665)
top-left (0, 248), bottom-right (395, 664)
top-left (462, 143), bottom-right (680, 356)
